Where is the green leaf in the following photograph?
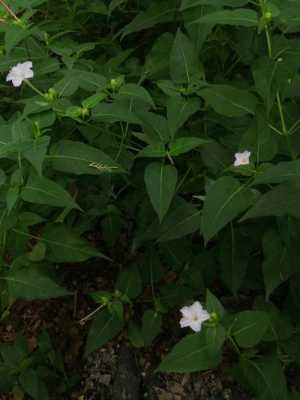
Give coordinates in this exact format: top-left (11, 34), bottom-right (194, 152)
top-left (192, 9), bottom-right (258, 27)
top-left (42, 224), bottom-right (106, 263)
top-left (169, 137), bottom-right (210, 156)
top-left (128, 321), bottom-right (144, 348)
top-left (201, 177), bottom-right (254, 242)
top-left (49, 140), bottom-right (121, 175)
top-left (262, 231), bottom-right (292, 300)
top-left (232, 311), bottom-right (270, 348)
top-left (181, 0), bottom-right (249, 9)
top-left (167, 95), bottom-right (200, 138)
top-left (136, 143), bottom-right (166, 158)
top-left (239, 113), bottom-right (278, 164)
top-left (239, 357), bottom-right (288, 400)
top-left (219, 231), bottom-right (249, 295)
top-left (144, 32), bottom-right (174, 78)
top-left (92, 102), bottom-right (139, 124)
top-left (142, 310), bottom-right (162, 346)
top-left (137, 111), bottom-right (170, 144)
top-left (21, 175), bottom-right (80, 210)
top-left (145, 162), bottom-right (178, 222)
top-left (199, 85), bottom-right (258, 117)
top-left (157, 333), bottom-right (221, 372)
top-left (253, 159), bottom-right (300, 185)
top-left (117, 83), bottom-right (155, 107)
top-left (121, 2), bottom-right (176, 38)
top-left (23, 136), bottom-right (50, 176)
top-left (5, 267), bottom-right (69, 300)
top-left (170, 29), bottom-right (203, 84)
top-left (101, 214), bottom-right (122, 246)
top-left (158, 201), bottom-right (201, 242)
top-left (140, 248), bottom-right (163, 284)
top-left (206, 289), bottom-right (225, 318)
top-left (85, 309), bottom-right (124, 355)
top-left (115, 265), bottom-right (142, 299)
top-left (19, 369), bottom-right (48, 400)
top-left (241, 183), bottom-right (300, 220)
top-left (205, 325), bottom-right (226, 353)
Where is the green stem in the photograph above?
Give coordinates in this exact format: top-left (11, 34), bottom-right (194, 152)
top-left (276, 91), bottom-right (296, 160)
top-left (228, 335), bottom-right (241, 355)
top-left (24, 79), bottom-right (46, 98)
top-left (265, 25), bottom-right (272, 57)
top-left (260, 0), bottom-right (296, 161)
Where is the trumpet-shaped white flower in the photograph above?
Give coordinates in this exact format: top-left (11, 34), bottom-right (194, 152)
top-left (180, 301), bottom-right (210, 333)
top-left (234, 150), bottom-right (251, 167)
top-left (6, 61), bottom-right (34, 87)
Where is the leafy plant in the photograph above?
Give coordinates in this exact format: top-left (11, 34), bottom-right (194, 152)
top-left (0, 0), bottom-right (300, 397)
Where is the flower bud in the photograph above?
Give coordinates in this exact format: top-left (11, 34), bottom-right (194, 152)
top-left (110, 76), bottom-right (124, 91)
top-left (264, 11), bottom-right (272, 20)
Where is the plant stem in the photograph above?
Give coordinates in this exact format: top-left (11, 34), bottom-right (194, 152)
top-left (276, 91), bottom-right (296, 160)
top-left (24, 79), bottom-right (46, 98)
top-left (0, 0), bottom-right (20, 22)
top-left (259, 0), bottom-right (297, 161)
top-left (79, 303), bottom-right (106, 324)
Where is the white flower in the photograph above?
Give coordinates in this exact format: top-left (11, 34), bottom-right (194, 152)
top-left (234, 150), bottom-right (251, 167)
top-left (179, 301), bottom-right (210, 333)
top-left (6, 61), bottom-right (34, 87)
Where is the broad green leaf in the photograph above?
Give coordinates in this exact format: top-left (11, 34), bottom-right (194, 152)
top-left (21, 175), bottom-right (80, 210)
top-left (4, 24), bottom-right (33, 54)
top-left (121, 2), bottom-right (176, 38)
top-left (28, 242), bottom-right (46, 262)
top-left (140, 247), bottom-right (163, 284)
top-left (157, 333), bottom-right (221, 372)
top-left (167, 94), bottom-right (200, 138)
top-left (239, 357), bottom-right (288, 400)
top-left (49, 140), bottom-right (121, 175)
top-left (170, 29), bottom-right (203, 84)
top-left (253, 159), bottom-right (300, 185)
top-left (115, 265), bottom-right (142, 299)
top-left (192, 9), bottom-right (258, 27)
top-left (109, 0), bottom-right (128, 15)
top-left (232, 311), bottom-right (270, 348)
top-left (5, 267), bottom-right (69, 300)
top-left (206, 289), bottom-right (224, 318)
top-left (71, 70), bottom-right (107, 92)
top-left (101, 214), bottom-right (122, 246)
top-left (219, 231), bottom-right (249, 296)
top-left (85, 309), bottom-right (124, 355)
top-left (144, 162), bottom-right (178, 222)
top-left (181, 0), bottom-right (248, 9)
top-left (241, 183), bottom-right (300, 220)
top-left (128, 321), bottom-right (144, 348)
top-left (42, 224), bottom-right (106, 262)
top-left (142, 310), bottom-right (162, 346)
top-left (136, 143), bottom-right (166, 158)
top-left (158, 201), bottom-right (201, 242)
top-left (23, 136), bottom-right (50, 176)
top-left (262, 231), bottom-right (292, 300)
top-left (169, 137), bottom-right (210, 156)
top-left (92, 102), bottom-right (139, 124)
top-left (19, 369), bottom-right (48, 400)
top-left (199, 85), bottom-right (258, 117)
top-left (201, 177), bottom-right (254, 242)
top-left (205, 325), bottom-right (226, 353)
top-left (117, 83), bottom-right (155, 107)
top-left (239, 113), bottom-right (278, 164)
top-left (137, 111), bottom-right (170, 144)
top-left (144, 33), bottom-right (174, 78)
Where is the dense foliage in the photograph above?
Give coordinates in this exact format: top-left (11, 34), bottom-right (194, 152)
top-left (1, 0), bottom-right (300, 398)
